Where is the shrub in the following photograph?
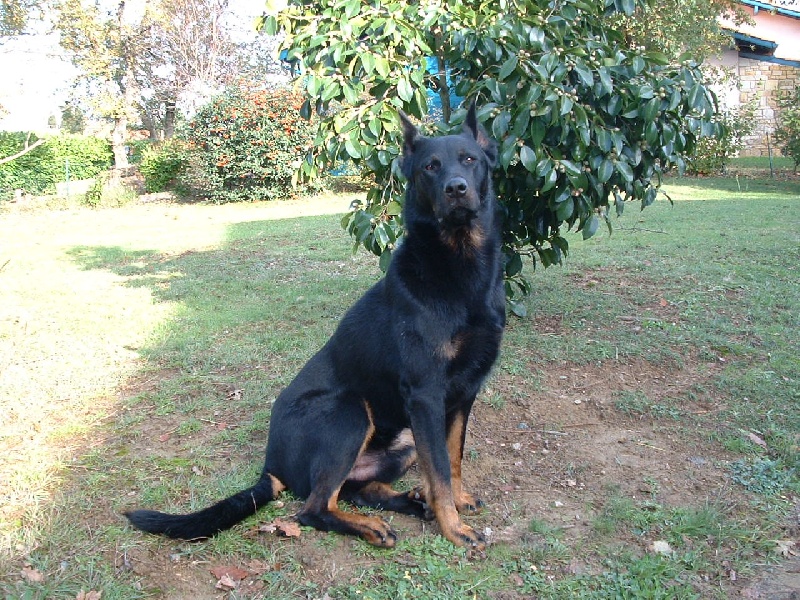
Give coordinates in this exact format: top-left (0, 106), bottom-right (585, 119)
top-left (139, 140), bottom-right (190, 193)
top-left (0, 133), bottom-right (112, 200)
top-left (184, 85), bottom-right (318, 203)
top-left (688, 102), bottom-right (756, 175)
top-left (128, 139), bottom-right (154, 165)
top-left (82, 172), bottom-right (138, 208)
top-left (774, 85), bottom-right (800, 171)
top-left (0, 132), bottom-right (52, 198)
top-left (49, 135), bottom-right (113, 180)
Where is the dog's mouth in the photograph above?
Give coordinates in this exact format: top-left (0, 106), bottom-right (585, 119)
top-left (439, 206), bottom-right (478, 228)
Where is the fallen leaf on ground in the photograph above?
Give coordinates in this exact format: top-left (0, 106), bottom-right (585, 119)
top-left (775, 540), bottom-right (796, 557)
top-left (76, 591), bottom-right (102, 600)
top-left (247, 559), bottom-right (270, 574)
top-left (210, 565), bottom-right (250, 581)
top-left (746, 432), bottom-right (767, 448)
top-left (20, 566), bottom-right (44, 583)
top-left (215, 574), bottom-right (237, 591)
top-left (274, 518), bottom-right (302, 538)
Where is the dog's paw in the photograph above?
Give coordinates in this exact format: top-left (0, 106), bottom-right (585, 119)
top-left (455, 492), bottom-right (485, 515)
top-left (407, 487), bottom-right (435, 520)
top-left (445, 522), bottom-right (486, 551)
top-left (361, 517), bottom-right (398, 548)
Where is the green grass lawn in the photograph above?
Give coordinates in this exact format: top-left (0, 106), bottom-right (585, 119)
top-left (0, 176), bottom-right (798, 599)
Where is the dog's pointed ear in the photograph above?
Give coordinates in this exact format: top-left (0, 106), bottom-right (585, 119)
top-left (399, 110), bottom-right (420, 157)
top-left (463, 101), bottom-right (497, 168)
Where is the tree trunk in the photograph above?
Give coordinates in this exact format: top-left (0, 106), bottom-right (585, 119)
top-left (140, 109), bottom-right (160, 140)
top-left (435, 53), bottom-right (451, 123)
top-left (164, 100), bottom-right (176, 139)
top-left (111, 115), bottom-right (129, 169)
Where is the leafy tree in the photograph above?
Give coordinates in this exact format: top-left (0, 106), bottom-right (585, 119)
top-left (774, 85), bottom-right (800, 171)
top-left (619, 0), bottom-right (746, 61)
top-left (53, 0), bottom-right (268, 156)
top-left (61, 102), bottom-right (87, 135)
top-left (53, 0), bottom-right (140, 168)
top-left (260, 0), bottom-right (722, 306)
top-left (1, 0), bottom-right (38, 38)
top-left (135, 0), bottom-right (240, 139)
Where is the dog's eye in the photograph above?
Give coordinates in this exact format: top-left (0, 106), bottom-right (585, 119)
top-left (424, 161), bottom-right (440, 171)
top-left (463, 155), bottom-right (476, 164)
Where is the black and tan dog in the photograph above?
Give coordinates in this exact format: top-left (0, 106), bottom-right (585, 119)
top-left (125, 102), bottom-right (506, 550)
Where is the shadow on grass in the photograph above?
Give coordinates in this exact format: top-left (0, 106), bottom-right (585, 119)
top-left (2, 212), bottom-right (379, 598)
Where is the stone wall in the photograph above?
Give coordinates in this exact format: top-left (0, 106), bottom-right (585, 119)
top-left (737, 58), bottom-right (800, 157)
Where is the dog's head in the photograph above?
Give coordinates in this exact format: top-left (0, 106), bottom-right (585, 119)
top-left (399, 103), bottom-right (497, 232)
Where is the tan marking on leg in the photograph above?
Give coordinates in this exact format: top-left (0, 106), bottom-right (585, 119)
top-left (268, 473), bottom-right (287, 495)
top-left (345, 400), bottom-right (378, 480)
top-left (447, 411), bottom-right (466, 502)
top-left (447, 411), bottom-right (481, 514)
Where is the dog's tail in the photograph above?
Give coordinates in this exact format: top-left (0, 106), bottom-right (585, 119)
top-left (124, 473), bottom-right (285, 540)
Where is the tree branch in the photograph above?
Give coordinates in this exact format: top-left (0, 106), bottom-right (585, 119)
top-left (0, 135), bottom-right (45, 165)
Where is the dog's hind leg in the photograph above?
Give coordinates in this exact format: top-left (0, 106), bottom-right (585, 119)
top-left (294, 399), bottom-right (400, 547)
top-left (342, 481), bottom-right (433, 521)
top-left (298, 487), bottom-right (399, 547)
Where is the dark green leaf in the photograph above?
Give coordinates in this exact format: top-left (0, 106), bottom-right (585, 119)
top-left (582, 214), bottom-right (600, 240)
top-left (556, 196), bottom-right (574, 220)
top-left (397, 77), bottom-right (413, 102)
top-left (379, 248), bottom-right (392, 271)
top-left (598, 159), bottom-right (614, 183)
top-left (508, 298), bottom-right (527, 318)
top-left (519, 145), bottom-right (536, 172)
top-left (616, 160), bottom-right (634, 182)
top-left (499, 55), bottom-right (518, 80)
top-left (505, 251), bottom-right (523, 277)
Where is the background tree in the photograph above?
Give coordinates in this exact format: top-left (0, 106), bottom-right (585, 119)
top-left (53, 0), bottom-right (279, 145)
top-left (135, 0), bottom-right (240, 139)
top-left (619, 0), bottom-right (746, 61)
top-left (260, 0), bottom-right (722, 309)
top-left (60, 101), bottom-right (86, 134)
top-left (1, 0), bottom-right (38, 39)
top-left (54, 0), bottom-right (141, 168)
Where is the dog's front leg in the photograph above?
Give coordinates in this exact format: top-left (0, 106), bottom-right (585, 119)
top-left (406, 391), bottom-right (485, 550)
top-left (446, 407), bottom-right (483, 515)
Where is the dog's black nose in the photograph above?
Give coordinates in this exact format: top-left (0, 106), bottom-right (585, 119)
top-left (445, 177), bottom-right (468, 199)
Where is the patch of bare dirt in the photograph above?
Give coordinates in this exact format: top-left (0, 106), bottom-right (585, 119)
top-left (94, 358), bottom-right (800, 598)
top-left (469, 359), bottom-right (728, 531)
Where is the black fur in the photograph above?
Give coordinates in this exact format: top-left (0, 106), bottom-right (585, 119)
top-left (125, 102), bottom-right (505, 549)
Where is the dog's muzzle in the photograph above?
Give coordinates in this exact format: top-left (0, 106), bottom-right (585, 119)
top-left (443, 176), bottom-right (480, 217)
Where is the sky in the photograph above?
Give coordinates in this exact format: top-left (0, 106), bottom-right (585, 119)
top-left (0, 1), bottom-right (268, 133)
top-left (0, 33), bottom-right (78, 131)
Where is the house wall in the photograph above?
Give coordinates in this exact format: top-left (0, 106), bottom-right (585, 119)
top-left (720, 4), bottom-right (800, 62)
top-left (708, 49), bottom-right (799, 157)
top-left (737, 56), bottom-right (799, 156)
